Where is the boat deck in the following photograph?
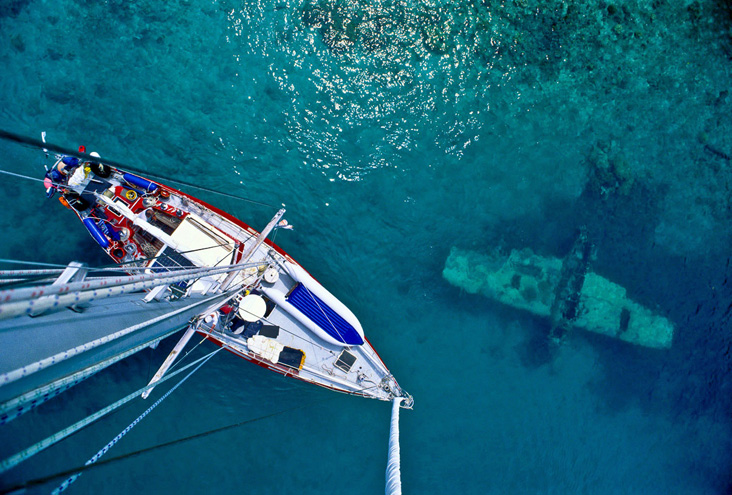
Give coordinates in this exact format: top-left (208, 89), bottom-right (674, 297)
top-left (61, 167), bottom-right (409, 405)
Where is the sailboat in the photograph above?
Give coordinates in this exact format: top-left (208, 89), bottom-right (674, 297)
top-left (0, 130), bottom-right (410, 493)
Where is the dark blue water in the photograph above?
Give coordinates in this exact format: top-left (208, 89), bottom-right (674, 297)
top-left (1, 0), bottom-right (732, 493)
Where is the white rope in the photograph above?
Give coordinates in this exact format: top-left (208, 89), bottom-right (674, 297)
top-left (0, 261), bottom-right (254, 305)
top-left (385, 397), bottom-right (404, 495)
top-left (0, 347), bottom-right (221, 474)
top-left (0, 268), bottom-right (65, 276)
top-left (0, 168), bottom-right (47, 184)
top-left (0, 326), bottom-right (182, 425)
top-left (51, 347), bottom-right (222, 494)
top-left (0, 259), bottom-right (70, 269)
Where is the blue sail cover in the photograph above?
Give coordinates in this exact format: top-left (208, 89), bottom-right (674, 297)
top-left (286, 284), bottom-right (364, 345)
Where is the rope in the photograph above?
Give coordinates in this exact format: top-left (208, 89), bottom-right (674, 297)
top-left (0, 259), bottom-right (70, 269)
top-left (0, 268), bottom-right (65, 276)
top-left (0, 168), bottom-right (47, 184)
top-left (385, 397), bottom-right (405, 495)
top-left (165, 333), bottom-right (211, 375)
top-left (1, 396), bottom-right (337, 494)
top-left (0, 274), bottom-right (60, 289)
top-left (0, 326), bottom-right (183, 425)
top-left (0, 256), bottom-right (258, 292)
top-left (50, 347), bottom-right (222, 494)
top-left (0, 167), bottom-right (73, 192)
top-left (0, 128), bottom-right (276, 209)
top-left (0, 347), bottom-right (221, 475)
top-left (0, 256), bottom-right (264, 304)
top-left (112, 242), bottom-right (252, 271)
top-left (0, 265), bottom-right (246, 318)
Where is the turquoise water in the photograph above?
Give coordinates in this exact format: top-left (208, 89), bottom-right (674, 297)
top-left (1, 0), bottom-right (732, 493)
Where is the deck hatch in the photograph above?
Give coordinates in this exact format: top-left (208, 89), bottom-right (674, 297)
top-left (334, 349), bottom-right (356, 373)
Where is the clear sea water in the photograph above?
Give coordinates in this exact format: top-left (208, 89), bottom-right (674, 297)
top-left (1, 0), bottom-right (731, 493)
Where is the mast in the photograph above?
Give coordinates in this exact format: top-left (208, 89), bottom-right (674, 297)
top-left (0, 260), bottom-right (254, 418)
top-left (219, 208), bottom-right (286, 291)
top-left (141, 208), bottom-right (286, 398)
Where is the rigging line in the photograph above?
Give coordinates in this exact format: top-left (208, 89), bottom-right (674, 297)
top-left (0, 274), bottom-right (60, 289)
top-left (169, 250), bottom-right (245, 302)
top-left (0, 264), bottom-right (242, 289)
top-left (0, 259), bottom-right (71, 269)
top-left (0, 291), bottom-right (231, 384)
top-left (0, 128), bottom-right (276, 209)
top-left (0, 347), bottom-right (222, 476)
top-left (160, 251), bottom-right (244, 298)
top-left (0, 168), bottom-right (46, 184)
top-left (145, 342), bottom-right (154, 382)
top-left (0, 279), bottom-right (39, 285)
top-left (165, 290), bottom-right (251, 376)
top-left (0, 261), bottom-right (252, 306)
top-left (80, 256), bottom-right (259, 275)
top-left (0, 326), bottom-right (184, 425)
top-left (1, 396), bottom-right (339, 494)
top-left (111, 243), bottom-right (243, 271)
top-left (0, 168), bottom-right (83, 190)
top-left (1, 240), bottom-right (258, 275)
top-left (89, 237), bottom-right (253, 272)
top-left (165, 332), bottom-right (216, 375)
top-left (0, 268), bottom-right (65, 275)
top-left (50, 347), bottom-right (223, 494)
